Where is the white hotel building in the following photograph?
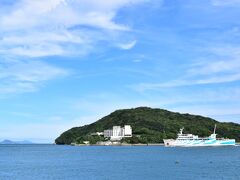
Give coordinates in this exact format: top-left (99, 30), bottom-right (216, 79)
top-left (103, 125), bottom-right (132, 141)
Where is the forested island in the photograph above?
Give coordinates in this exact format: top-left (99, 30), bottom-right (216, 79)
top-left (55, 107), bottom-right (240, 145)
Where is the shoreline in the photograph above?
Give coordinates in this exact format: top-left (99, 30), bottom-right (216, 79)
top-left (70, 142), bottom-right (240, 147)
top-left (71, 143), bottom-right (165, 146)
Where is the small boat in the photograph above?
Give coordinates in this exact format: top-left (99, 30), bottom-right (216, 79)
top-left (163, 125), bottom-right (235, 147)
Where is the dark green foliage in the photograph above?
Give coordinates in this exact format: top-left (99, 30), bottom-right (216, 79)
top-left (55, 107), bottom-right (240, 144)
top-left (75, 135), bottom-right (105, 144)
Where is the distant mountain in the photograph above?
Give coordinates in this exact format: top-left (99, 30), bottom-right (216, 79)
top-left (0, 140), bottom-right (15, 144)
top-left (0, 139), bottom-right (34, 144)
top-left (55, 107), bottom-right (240, 145)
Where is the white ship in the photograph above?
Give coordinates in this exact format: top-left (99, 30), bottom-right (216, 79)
top-left (163, 125), bottom-right (235, 147)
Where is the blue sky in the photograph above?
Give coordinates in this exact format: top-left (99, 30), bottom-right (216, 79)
top-left (0, 0), bottom-right (240, 143)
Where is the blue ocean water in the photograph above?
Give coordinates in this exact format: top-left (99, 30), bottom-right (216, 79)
top-left (0, 145), bottom-right (239, 180)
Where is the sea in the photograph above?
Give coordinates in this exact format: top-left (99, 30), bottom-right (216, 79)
top-left (0, 144), bottom-right (239, 180)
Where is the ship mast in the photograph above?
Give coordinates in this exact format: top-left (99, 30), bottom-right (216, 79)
top-left (179, 127), bottom-right (184, 135)
top-left (213, 124), bottom-right (216, 134)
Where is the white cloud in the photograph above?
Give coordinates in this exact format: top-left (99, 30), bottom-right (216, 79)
top-left (117, 40), bottom-right (137, 50)
top-left (132, 45), bottom-right (240, 91)
top-left (188, 46), bottom-right (240, 76)
top-left (0, 0), bottom-right (149, 95)
top-left (0, 0), bottom-right (146, 57)
top-left (0, 60), bottom-right (69, 96)
top-left (195, 73), bottom-right (240, 84)
top-left (133, 73), bottom-right (240, 91)
top-left (0, 0), bottom-right (133, 31)
top-left (170, 105), bottom-right (240, 122)
top-left (211, 0), bottom-right (240, 6)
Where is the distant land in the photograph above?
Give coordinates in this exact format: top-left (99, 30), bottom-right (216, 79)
top-left (0, 140), bottom-right (34, 144)
top-left (55, 107), bottom-right (240, 145)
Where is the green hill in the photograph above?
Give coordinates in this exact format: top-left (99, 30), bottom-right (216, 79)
top-left (55, 107), bottom-right (240, 144)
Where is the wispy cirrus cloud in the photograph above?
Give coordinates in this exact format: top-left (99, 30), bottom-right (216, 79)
top-left (0, 0), bottom-right (149, 96)
top-left (188, 46), bottom-right (240, 76)
top-left (133, 73), bottom-right (240, 91)
top-left (0, 60), bottom-right (69, 96)
top-left (117, 40), bottom-right (137, 50)
top-left (211, 0), bottom-right (240, 6)
top-left (132, 45), bottom-right (240, 91)
top-left (0, 0), bottom-right (146, 58)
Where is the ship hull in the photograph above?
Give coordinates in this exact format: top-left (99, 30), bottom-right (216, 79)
top-left (163, 139), bottom-right (236, 147)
